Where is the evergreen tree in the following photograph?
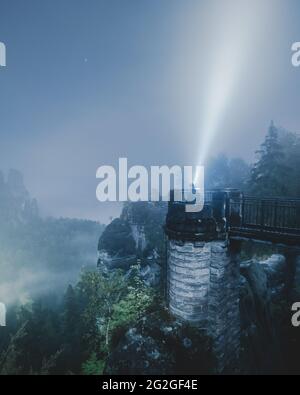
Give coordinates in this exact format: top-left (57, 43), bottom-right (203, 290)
top-left (249, 122), bottom-right (289, 197)
top-left (0, 323), bottom-right (27, 375)
top-left (61, 285), bottom-right (82, 373)
top-left (279, 130), bottom-right (300, 197)
top-left (63, 285), bottom-right (79, 340)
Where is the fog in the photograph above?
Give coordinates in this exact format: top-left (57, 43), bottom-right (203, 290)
top-left (0, 169), bottom-right (104, 307)
top-left (0, 0), bottom-right (300, 223)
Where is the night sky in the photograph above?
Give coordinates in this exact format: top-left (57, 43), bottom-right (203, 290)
top-left (0, 0), bottom-right (300, 222)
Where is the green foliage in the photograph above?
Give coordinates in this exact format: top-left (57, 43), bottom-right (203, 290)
top-left (81, 353), bottom-right (105, 375)
top-left (77, 269), bottom-right (128, 355)
top-left (0, 323), bottom-right (27, 375)
top-left (110, 270), bottom-right (154, 334)
top-left (0, 268), bottom-right (155, 375)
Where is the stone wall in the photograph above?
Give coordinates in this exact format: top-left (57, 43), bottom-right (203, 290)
top-left (167, 240), bottom-right (210, 325)
top-left (167, 238), bottom-right (240, 372)
top-left (209, 241), bottom-right (240, 372)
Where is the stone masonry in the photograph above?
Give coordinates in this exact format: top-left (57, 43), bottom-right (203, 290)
top-left (167, 238), bottom-right (240, 373)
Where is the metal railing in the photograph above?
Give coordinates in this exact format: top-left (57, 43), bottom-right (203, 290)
top-left (230, 196), bottom-right (300, 235)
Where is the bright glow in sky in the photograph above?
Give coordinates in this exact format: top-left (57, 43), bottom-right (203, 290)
top-left (189, 0), bottom-right (281, 166)
top-left (0, 0), bottom-right (299, 222)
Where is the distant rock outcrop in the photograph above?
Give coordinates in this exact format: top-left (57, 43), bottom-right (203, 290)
top-left (0, 169), bottom-right (105, 304)
top-left (0, 169), bottom-right (38, 225)
top-left (97, 202), bottom-right (167, 286)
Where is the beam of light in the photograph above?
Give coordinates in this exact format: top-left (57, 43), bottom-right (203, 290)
top-left (192, 0), bottom-right (276, 181)
top-left (197, 48), bottom-right (238, 167)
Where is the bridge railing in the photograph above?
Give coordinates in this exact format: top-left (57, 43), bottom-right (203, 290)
top-left (230, 196), bottom-right (300, 235)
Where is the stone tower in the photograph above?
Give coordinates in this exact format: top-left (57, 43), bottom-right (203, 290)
top-left (165, 190), bottom-right (241, 373)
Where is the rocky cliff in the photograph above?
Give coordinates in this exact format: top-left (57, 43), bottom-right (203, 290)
top-left (104, 241), bottom-right (300, 374)
top-left (97, 201), bottom-right (167, 286)
top-left (0, 169), bottom-right (38, 225)
top-left (240, 253), bottom-right (299, 374)
top-left (97, 202), bottom-right (300, 374)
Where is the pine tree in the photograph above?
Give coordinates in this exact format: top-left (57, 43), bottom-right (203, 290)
top-left (63, 285), bottom-right (79, 339)
top-left (249, 122), bottom-right (289, 197)
top-left (279, 130), bottom-right (300, 197)
top-left (61, 285), bottom-right (82, 373)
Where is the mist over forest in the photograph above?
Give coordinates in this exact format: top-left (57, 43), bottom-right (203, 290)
top-left (0, 123), bottom-right (299, 375)
top-left (0, 169), bottom-right (104, 307)
top-left (1, 123), bottom-right (299, 303)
